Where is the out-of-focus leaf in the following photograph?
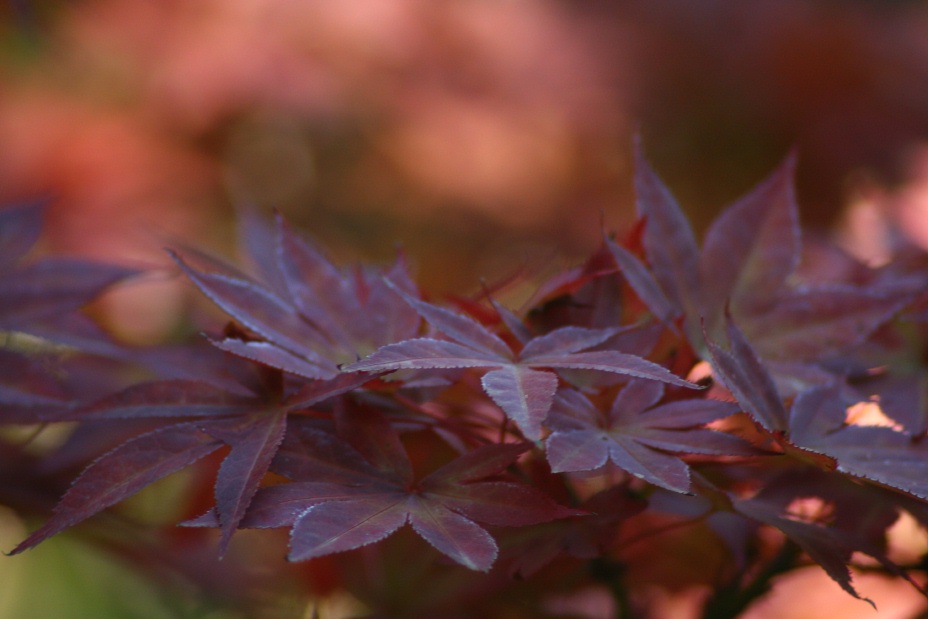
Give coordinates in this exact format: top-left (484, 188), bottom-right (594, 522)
top-left (76, 380), bottom-right (255, 420)
top-left (0, 201), bottom-right (45, 269)
top-left (633, 139), bottom-right (700, 316)
top-left (270, 418), bottom-right (386, 485)
top-left (419, 442), bottom-right (529, 485)
top-left (699, 153), bottom-right (799, 321)
top-left (335, 401), bottom-right (413, 482)
top-left (0, 349), bottom-right (70, 422)
top-left (503, 485), bottom-right (647, 578)
top-left (422, 482), bottom-right (580, 528)
top-left (284, 371), bottom-right (372, 409)
top-left (10, 424), bottom-right (222, 554)
top-left (749, 286), bottom-right (912, 361)
top-left (276, 215), bottom-right (364, 348)
top-left (174, 215), bottom-right (423, 386)
top-left (0, 259), bottom-right (138, 330)
top-left (733, 478), bottom-right (925, 607)
top-left (624, 141), bottom-right (909, 371)
top-left (865, 371), bottom-right (928, 436)
top-left (236, 205), bottom-right (289, 297)
top-left (489, 297), bottom-right (534, 344)
top-left (733, 497), bottom-right (872, 604)
top-left (708, 320), bottom-right (928, 502)
top-left (362, 257), bottom-right (421, 348)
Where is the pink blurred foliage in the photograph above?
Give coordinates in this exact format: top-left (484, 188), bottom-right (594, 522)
top-left (55, 0), bottom-right (624, 213)
top-left (0, 0), bottom-right (630, 318)
top-left (3, 0), bottom-right (928, 335)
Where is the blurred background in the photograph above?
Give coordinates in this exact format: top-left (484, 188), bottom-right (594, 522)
top-left (3, 0), bottom-right (928, 337)
top-left (4, 0), bottom-right (928, 616)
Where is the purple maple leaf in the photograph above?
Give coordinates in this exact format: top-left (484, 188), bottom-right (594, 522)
top-left (615, 140), bottom-right (911, 372)
top-left (344, 286), bottom-right (698, 440)
top-left (545, 381), bottom-right (753, 492)
top-left (8, 350), bottom-right (361, 557)
top-left (186, 406), bottom-right (580, 571)
top-left (707, 313), bottom-right (928, 500)
top-left (672, 466), bottom-right (923, 605)
top-left (0, 202), bottom-right (138, 336)
top-left (171, 213), bottom-right (420, 381)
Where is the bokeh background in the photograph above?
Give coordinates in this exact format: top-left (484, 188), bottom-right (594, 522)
top-left (4, 0), bottom-right (928, 338)
top-left (4, 0), bottom-right (928, 617)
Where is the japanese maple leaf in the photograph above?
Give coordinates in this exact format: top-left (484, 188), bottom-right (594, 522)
top-left (787, 385), bottom-right (928, 499)
top-left (862, 371), bottom-right (928, 437)
top-left (0, 202), bottom-right (142, 422)
top-left (675, 463), bottom-right (924, 604)
top-left (544, 381), bottom-right (753, 492)
top-left (344, 286), bottom-right (698, 440)
top-left (610, 139), bottom-right (911, 369)
top-left (732, 496), bottom-right (872, 604)
top-left (185, 407), bottom-right (581, 571)
top-left (8, 356), bottom-right (365, 558)
top-left (171, 212), bottom-right (420, 381)
top-left (707, 314), bottom-right (928, 500)
top-left (0, 202), bottom-right (138, 335)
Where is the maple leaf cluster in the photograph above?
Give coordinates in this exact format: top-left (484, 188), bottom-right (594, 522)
top-left (5, 142), bottom-right (928, 615)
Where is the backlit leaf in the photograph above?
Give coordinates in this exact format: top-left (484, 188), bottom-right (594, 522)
top-left (700, 153), bottom-right (799, 319)
top-left (749, 286), bottom-right (912, 361)
top-left (633, 139), bottom-right (700, 315)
